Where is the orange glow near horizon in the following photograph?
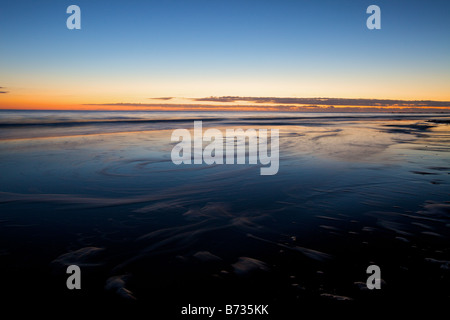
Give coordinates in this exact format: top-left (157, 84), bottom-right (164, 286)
top-left (1, 92), bottom-right (450, 112)
top-left (2, 69), bottom-right (450, 111)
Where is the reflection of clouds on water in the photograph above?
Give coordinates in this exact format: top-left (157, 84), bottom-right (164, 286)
top-left (419, 202), bottom-right (450, 218)
top-left (247, 234), bottom-right (333, 262)
top-left (105, 275), bottom-right (136, 300)
top-left (112, 202), bottom-right (271, 274)
top-left (279, 125), bottom-right (397, 162)
top-left (425, 258), bottom-right (450, 270)
top-left (232, 257), bottom-right (269, 275)
top-left (320, 293), bottom-right (353, 301)
top-left (193, 251), bottom-right (222, 262)
top-left (366, 200), bottom-right (450, 240)
top-left (51, 247), bottom-right (105, 269)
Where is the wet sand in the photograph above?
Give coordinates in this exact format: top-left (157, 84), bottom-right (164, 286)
top-left (0, 111), bottom-right (449, 315)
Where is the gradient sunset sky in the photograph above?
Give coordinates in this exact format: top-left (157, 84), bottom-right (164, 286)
top-left (1, 0), bottom-right (449, 111)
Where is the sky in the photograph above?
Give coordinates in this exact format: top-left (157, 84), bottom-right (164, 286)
top-left (0, 0), bottom-right (449, 111)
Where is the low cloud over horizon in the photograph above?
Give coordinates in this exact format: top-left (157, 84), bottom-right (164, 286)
top-left (82, 96), bottom-right (450, 112)
top-left (4, 95), bottom-right (450, 112)
top-left (192, 96), bottom-right (450, 107)
top-left (148, 97), bottom-right (174, 101)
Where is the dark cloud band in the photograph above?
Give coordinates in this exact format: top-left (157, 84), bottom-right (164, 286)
top-left (148, 97), bottom-right (174, 101)
top-left (193, 96), bottom-right (450, 107)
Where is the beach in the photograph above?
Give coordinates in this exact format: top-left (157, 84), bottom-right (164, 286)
top-left (0, 110), bottom-right (449, 314)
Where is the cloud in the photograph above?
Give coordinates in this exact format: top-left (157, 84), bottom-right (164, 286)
top-left (83, 97), bottom-right (450, 112)
top-left (0, 86), bottom-right (8, 94)
top-left (193, 96), bottom-right (450, 107)
top-left (148, 97), bottom-right (174, 100)
top-left (82, 103), bottom-right (450, 113)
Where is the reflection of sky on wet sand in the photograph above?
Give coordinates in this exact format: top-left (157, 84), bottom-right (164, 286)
top-left (0, 112), bottom-right (449, 311)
